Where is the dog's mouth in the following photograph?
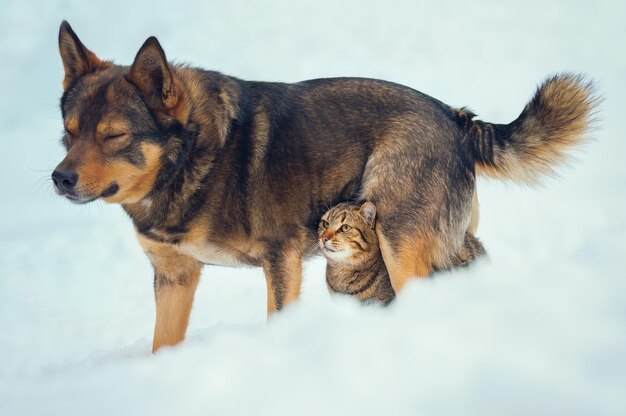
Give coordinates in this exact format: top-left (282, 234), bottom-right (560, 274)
top-left (100, 183), bottom-right (119, 199)
top-left (56, 183), bottom-right (119, 204)
top-left (64, 194), bottom-right (97, 205)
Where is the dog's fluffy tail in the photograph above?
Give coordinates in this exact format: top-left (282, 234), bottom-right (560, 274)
top-left (455, 74), bottom-right (599, 183)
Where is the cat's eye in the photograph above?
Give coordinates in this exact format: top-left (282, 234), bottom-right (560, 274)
top-left (321, 220), bottom-right (329, 229)
top-left (340, 224), bottom-right (352, 232)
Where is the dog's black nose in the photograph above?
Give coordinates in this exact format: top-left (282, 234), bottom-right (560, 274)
top-left (52, 169), bottom-right (78, 192)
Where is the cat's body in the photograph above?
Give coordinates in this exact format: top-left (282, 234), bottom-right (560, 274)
top-left (319, 203), bottom-right (395, 305)
top-left (325, 246), bottom-right (396, 306)
top-left (319, 203), bottom-right (485, 305)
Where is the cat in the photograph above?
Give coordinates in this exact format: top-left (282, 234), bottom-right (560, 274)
top-left (319, 202), bottom-right (485, 305)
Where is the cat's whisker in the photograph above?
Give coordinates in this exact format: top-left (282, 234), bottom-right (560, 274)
top-left (306, 240), bottom-right (322, 256)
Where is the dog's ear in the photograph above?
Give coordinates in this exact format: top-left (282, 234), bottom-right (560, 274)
top-left (59, 21), bottom-right (108, 90)
top-left (359, 202), bottom-right (377, 229)
top-left (127, 37), bottom-right (188, 122)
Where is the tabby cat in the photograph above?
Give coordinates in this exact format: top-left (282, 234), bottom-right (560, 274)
top-left (319, 202), bottom-right (485, 305)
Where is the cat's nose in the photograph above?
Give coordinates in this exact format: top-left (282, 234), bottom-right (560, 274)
top-left (321, 236), bottom-right (329, 243)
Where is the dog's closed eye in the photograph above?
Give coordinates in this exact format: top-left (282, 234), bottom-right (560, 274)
top-left (105, 133), bottom-right (127, 141)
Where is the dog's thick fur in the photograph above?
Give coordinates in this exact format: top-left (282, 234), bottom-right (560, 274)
top-left (53, 22), bottom-right (598, 351)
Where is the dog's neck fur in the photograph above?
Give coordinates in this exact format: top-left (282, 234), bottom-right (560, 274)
top-left (123, 68), bottom-right (243, 242)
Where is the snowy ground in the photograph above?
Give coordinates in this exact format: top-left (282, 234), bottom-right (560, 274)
top-left (1, 1), bottom-right (625, 414)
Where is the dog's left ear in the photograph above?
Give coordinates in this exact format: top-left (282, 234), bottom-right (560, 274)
top-left (359, 202), bottom-right (377, 229)
top-left (59, 21), bottom-right (109, 90)
top-left (127, 37), bottom-right (188, 123)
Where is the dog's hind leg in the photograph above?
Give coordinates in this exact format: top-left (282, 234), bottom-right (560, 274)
top-left (467, 187), bottom-right (479, 235)
top-left (361, 114), bottom-right (474, 293)
top-left (448, 232), bottom-right (486, 268)
top-left (377, 231), bottom-right (436, 292)
top-left (138, 235), bottom-right (201, 353)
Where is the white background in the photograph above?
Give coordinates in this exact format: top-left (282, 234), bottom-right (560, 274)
top-left (0, 1), bottom-right (625, 414)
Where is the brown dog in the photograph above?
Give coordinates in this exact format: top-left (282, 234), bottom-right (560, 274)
top-left (52, 21), bottom-right (598, 351)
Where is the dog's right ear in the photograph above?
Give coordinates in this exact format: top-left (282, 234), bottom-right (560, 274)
top-left (59, 21), bottom-right (108, 90)
top-left (127, 37), bottom-right (189, 123)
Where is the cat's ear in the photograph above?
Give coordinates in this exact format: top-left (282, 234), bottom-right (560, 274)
top-left (359, 202), bottom-right (377, 229)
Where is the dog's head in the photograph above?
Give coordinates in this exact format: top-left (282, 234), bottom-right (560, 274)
top-left (52, 21), bottom-right (192, 205)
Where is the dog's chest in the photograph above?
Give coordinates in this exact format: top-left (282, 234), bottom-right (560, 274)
top-left (176, 240), bottom-right (242, 267)
top-left (177, 236), bottom-right (262, 268)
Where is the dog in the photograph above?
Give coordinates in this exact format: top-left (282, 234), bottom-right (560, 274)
top-left (52, 21), bottom-right (598, 351)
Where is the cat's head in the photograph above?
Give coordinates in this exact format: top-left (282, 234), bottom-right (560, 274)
top-left (318, 202), bottom-right (378, 264)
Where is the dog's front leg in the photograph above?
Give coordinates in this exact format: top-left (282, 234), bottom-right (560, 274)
top-left (138, 235), bottom-right (201, 352)
top-left (262, 239), bottom-right (304, 316)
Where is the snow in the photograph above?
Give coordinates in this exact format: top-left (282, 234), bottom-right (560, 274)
top-left (1, 0), bottom-right (625, 414)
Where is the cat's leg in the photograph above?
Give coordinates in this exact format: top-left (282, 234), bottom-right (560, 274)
top-left (325, 271), bottom-right (340, 297)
